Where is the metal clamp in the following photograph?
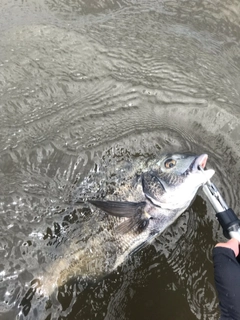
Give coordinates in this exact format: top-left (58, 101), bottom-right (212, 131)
top-left (199, 166), bottom-right (228, 213)
top-left (199, 166), bottom-right (240, 240)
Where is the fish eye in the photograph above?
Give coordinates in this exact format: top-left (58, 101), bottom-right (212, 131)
top-left (164, 159), bottom-right (176, 169)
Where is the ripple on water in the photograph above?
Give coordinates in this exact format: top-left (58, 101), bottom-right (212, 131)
top-left (1, 1), bottom-right (240, 319)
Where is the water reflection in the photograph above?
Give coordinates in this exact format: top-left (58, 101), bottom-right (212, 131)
top-left (46, 0), bottom-right (126, 16)
top-left (1, 0), bottom-right (240, 319)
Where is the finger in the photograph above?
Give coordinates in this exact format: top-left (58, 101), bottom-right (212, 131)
top-left (215, 238), bottom-right (240, 257)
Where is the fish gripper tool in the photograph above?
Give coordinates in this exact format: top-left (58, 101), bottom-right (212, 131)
top-left (199, 166), bottom-right (240, 242)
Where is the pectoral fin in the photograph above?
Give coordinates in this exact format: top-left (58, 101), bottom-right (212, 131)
top-left (116, 212), bottom-right (151, 234)
top-left (89, 200), bottom-right (146, 218)
top-left (89, 200), bottom-right (152, 234)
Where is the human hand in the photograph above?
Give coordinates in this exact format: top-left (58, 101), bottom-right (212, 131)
top-left (215, 238), bottom-right (240, 257)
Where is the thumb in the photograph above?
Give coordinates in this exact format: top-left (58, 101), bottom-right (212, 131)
top-left (215, 238), bottom-right (239, 257)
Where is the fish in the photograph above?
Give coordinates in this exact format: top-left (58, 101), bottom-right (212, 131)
top-left (87, 152), bottom-right (215, 267)
top-left (22, 153), bottom-right (214, 302)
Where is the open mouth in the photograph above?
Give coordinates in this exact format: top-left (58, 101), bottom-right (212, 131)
top-left (190, 153), bottom-right (215, 181)
top-left (184, 154), bottom-right (208, 175)
top-left (194, 154), bottom-right (208, 170)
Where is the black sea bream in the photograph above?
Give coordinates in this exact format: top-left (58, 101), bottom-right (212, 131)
top-left (32, 153), bottom-right (214, 298)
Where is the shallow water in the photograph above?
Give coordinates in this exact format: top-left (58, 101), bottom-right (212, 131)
top-left (1, 0), bottom-right (240, 319)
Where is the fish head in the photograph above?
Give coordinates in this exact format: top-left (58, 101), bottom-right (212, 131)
top-left (142, 153), bottom-right (215, 212)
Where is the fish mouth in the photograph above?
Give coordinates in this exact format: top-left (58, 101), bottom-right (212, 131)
top-left (184, 153), bottom-right (215, 182)
top-left (184, 154), bottom-right (208, 175)
top-left (193, 154), bottom-right (208, 171)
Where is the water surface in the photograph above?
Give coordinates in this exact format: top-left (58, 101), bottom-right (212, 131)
top-left (1, 1), bottom-right (240, 319)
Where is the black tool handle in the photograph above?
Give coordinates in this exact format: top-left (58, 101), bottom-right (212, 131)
top-left (216, 208), bottom-right (240, 239)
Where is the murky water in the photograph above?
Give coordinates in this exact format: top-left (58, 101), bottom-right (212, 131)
top-left (1, 0), bottom-right (240, 319)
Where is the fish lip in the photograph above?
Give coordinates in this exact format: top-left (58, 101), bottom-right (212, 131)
top-left (184, 154), bottom-right (208, 174)
top-left (193, 154), bottom-right (208, 171)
